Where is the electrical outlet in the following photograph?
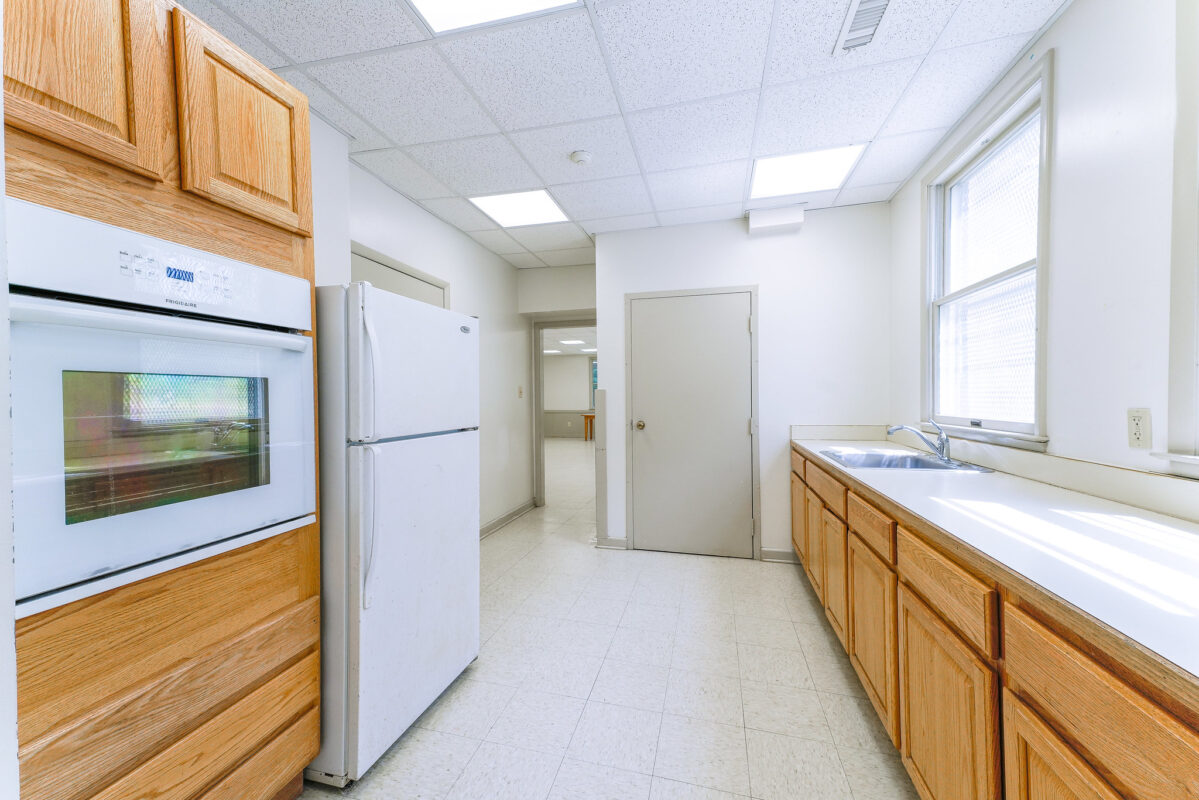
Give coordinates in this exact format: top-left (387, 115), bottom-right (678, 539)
top-left (1127, 408), bottom-right (1152, 449)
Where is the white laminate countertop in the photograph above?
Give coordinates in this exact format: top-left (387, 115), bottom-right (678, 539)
top-left (794, 439), bottom-right (1199, 679)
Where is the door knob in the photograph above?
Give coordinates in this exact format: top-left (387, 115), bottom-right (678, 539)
top-left (636, 420), bottom-right (646, 430)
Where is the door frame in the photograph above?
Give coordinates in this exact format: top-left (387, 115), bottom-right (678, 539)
top-left (531, 317), bottom-right (597, 508)
top-left (624, 286), bottom-right (761, 560)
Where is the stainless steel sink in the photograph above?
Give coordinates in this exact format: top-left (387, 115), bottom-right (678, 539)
top-left (820, 450), bottom-right (993, 473)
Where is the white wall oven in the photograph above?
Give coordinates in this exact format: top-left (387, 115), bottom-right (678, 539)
top-left (7, 199), bottom-right (316, 613)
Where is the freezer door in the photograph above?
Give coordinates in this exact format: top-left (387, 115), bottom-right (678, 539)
top-left (346, 430), bottom-right (480, 779)
top-left (347, 282), bottom-right (480, 442)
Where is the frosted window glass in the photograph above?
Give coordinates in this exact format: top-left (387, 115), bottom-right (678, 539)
top-left (937, 270), bottom-right (1036, 424)
top-left (946, 114), bottom-right (1040, 293)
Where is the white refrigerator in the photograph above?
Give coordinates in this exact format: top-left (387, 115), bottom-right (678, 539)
top-left (308, 282), bottom-right (480, 787)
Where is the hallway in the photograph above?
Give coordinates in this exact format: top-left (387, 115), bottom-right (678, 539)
top-left (302, 439), bottom-right (916, 799)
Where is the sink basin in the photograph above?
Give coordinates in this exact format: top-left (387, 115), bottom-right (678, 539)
top-left (821, 450), bottom-right (993, 473)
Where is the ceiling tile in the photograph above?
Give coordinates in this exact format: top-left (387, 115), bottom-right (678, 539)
top-left (309, 47), bottom-right (496, 146)
top-left (510, 117), bottom-right (640, 185)
top-left (537, 247), bottom-right (596, 267)
top-left (178, 0), bottom-right (288, 67)
top-left (755, 59), bottom-right (920, 156)
top-left (767, 0), bottom-right (959, 85)
top-left (469, 229), bottom-right (526, 254)
top-left (656, 203), bottom-right (745, 227)
top-left (351, 149), bottom-right (451, 200)
top-left (405, 136), bottom-right (541, 197)
top-left (646, 161), bottom-right (748, 210)
top-left (549, 176), bottom-right (653, 220)
top-left (580, 213), bottom-right (659, 234)
top-left (835, 183), bottom-right (901, 206)
top-left (628, 92), bottom-right (758, 173)
top-left (282, 70), bottom-right (389, 152)
top-left (592, 0), bottom-right (775, 110)
top-left (880, 35), bottom-right (1029, 136)
top-left (845, 129), bottom-right (947, 188)
top-left (937, 0), bottom-right (1068, 50)
top-left (218, 0), bottom-right (427, 62)
top-left (421, 198), bottom-right (499, 232)
top-left (507, 222), bottom-right (593, 251)
top-left (506, 253), bottom-right (548, 268)
top-left (439, 12), bottom-right (618, 130)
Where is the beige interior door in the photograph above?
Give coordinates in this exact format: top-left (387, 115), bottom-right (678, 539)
top-left (629, 291), bottom-right (753, 558)
top-left (351, 252), bottom-right (446, 308)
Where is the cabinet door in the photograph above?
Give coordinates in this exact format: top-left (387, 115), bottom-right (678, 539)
top-left (804, 488), bottom-right (824, 602)
top-left (790, 472), bottom-right (807, 564)
top-left (172, 8), bottom-right (312, 234)
top-left (1002, 689), bottom-right (1121, 800)
top-left (898, 585), bottom-right (999, 800)
top-left (848, 533), bottom-right (898, 745)
top-left (4, 0), bottom-right (166, 178)
top-left (822, 508), bottom-right (848, 649)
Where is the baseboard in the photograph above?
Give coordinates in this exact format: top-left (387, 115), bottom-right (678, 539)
top-left (481, 499), bottom-right (536, 539)
top-left (761, 547), bottom-right (800, 564)
top-left (595, 536), bottom-right (627, 550)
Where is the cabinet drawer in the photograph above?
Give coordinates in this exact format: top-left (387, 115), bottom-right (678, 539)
top-left (805, 461), bottom-right (847, 520)
top-left (848, 493), bottom-right (895, 563)
top-left (1002, 688), bottom-right (1121, 800)
top-left (1004, 606), bottom-right (1199, 799)
top-left (791, 449), bottom-right (805, 478)
top-left (897, 527), bottom-right (997, 658)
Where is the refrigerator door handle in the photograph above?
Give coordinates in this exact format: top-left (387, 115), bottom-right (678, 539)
top-left (362, 444), bottom-right (380, 609)
top-left (361, 299), bottom-right (381, 442)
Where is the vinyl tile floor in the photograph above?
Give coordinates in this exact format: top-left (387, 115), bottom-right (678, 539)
top-left (301, 439), bottom-right (918, 799)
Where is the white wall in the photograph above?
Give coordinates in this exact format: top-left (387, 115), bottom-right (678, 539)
top-left (597, 207), bottom-right (893, 552)
top-left (308, 116), bottom-right (534, 527)
top-left (543, 356), bottom-right (592, 410)
top-left (889, 0), bottom-right (1178, 474)
top-left (517, 265), bottom-right (596, 316)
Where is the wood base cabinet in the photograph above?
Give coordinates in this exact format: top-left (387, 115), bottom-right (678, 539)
top-left (822, 508), bottom-right (848, 648)
top-left (1002, 689), bottom-right (1121, 800)
top-left (898, 585), bottom-right (999, 800)
top-left (790, 471), bottom-right (807, 564)
top-left (847, 533), bottom-right (898, 745)
top-left (804, 487), bottom-right (825, 602)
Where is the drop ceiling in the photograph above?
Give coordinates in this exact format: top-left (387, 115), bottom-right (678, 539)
top-left (541, 327), bottom-right (597, 355)
top-left (181, 0), bottom-right (1071, 268)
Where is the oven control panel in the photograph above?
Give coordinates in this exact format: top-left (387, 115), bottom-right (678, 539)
top-left (5, 198), bottom-right (311, 331)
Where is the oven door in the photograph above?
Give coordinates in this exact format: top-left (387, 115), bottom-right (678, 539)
top-left (10, 295), bottom-right (316, 601)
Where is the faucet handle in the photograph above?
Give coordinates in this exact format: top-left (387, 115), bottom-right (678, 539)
top-left (926, 418), bottom-right (946, 436)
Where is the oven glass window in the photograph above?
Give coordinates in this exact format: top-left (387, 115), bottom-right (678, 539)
top-left (62, 371), bottom-right (269, 525)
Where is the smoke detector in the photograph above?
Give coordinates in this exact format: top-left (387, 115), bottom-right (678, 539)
top-left (835, 0), bottom-right (890, 52)
top-left (570, 150), bottom-right (593, 165)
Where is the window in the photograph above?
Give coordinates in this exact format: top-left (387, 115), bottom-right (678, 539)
top-left (929, 78), bottom-right (1048, 443)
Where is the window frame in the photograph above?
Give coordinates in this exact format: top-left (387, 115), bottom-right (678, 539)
top-left (924, 53), bottom-right (1054, 450)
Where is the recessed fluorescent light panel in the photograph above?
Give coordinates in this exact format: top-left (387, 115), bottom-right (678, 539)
top-left (411, 0), bottom-right (579, 33)
top-left (560, 339), bottom-right (584, 345)
top-left (750, 145), bottom-right (866, 200)
top-left (581, 348), bottom-right (597, 353)
top-left (470, 190), bottom-right (569, 228)
top-left (543, 349), bottom-right (561, 354)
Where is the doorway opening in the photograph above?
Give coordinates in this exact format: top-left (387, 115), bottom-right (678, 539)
top-left (532, 320), bottom-right (599, 538)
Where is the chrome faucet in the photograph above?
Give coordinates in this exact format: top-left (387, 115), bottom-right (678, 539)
top-left (887, 419), bottom-right (951, 462)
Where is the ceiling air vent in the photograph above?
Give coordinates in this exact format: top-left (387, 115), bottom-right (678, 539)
top-left (835, 0), bottom-right (890, 52)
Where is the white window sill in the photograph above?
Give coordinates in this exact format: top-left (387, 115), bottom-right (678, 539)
top-left (923, 422), bottom-right (1049, 453)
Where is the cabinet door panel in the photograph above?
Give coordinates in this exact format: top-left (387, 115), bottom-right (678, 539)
top-left (791, 472), bottom-right (807, 564)
top-left (172, 8), bottom-right (312, 234)
top-left (848, 533), bottom-right (898, 745)
top-left (1002, 689), bottom-right (1121, 800)
top-left (898, 585), bottom-right (999, 800)
top-left (822, 508), bottom-right (848, 649)
top-left (804, 488), bottom-right (824, 602)
top-left (4, 0), bottom-right (166, 177)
